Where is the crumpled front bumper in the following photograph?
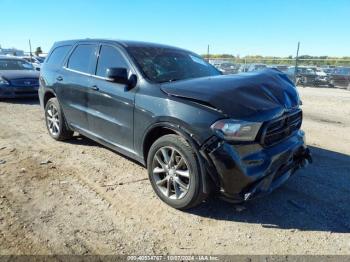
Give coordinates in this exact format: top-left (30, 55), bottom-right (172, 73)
top-left (205, 130), bottom-right (312, 203)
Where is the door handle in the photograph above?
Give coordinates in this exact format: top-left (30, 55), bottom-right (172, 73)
top-left (91, 85), bottom-right (99, 91)
top-left (56, 76), bottom-right (63, 81)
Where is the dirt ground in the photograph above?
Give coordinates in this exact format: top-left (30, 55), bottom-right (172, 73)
top-left (0, 86), bottom-right (349, 255)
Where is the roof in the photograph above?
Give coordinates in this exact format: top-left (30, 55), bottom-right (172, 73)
top-left (0, 55), bottom-right (24, 60)
top-left (52, 39), bottom-right (188, 51)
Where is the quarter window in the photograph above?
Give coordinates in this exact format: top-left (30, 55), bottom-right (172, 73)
top-left (46, 45), bottom-right (72, 66)
top-left (67, 45), bottom-right (97, 74)
top-left (96, 45), bottom-right (128, 77)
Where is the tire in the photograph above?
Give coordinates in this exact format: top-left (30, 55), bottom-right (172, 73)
top-left (45, 97), bottom-right (73, 141)
top-left (147, 134), bottom-right (206, 210)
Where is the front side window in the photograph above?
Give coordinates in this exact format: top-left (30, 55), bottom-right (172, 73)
top-left (0, 59), bottom-right (34, 70)
top-left (127, 46), bottom-right (220, 83)
top-left (67, 44), bottom-right (97, 74)
top-left (96, 45), bottom-right (128, 77)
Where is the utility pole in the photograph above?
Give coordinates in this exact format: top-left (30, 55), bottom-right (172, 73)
top-left (29, 39), bottom-right (32, 58)
top-left (294, 41), bottom-right (300, 84)
top-left (207, 44), bottom-right (210, 62)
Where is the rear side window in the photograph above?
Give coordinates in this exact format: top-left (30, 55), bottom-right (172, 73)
top-left (46, 45), bottom-right (72, 66)
top-left (96, 45), bottom-right (128, 77)
top-left (67, 44), bottom-right (97, 74)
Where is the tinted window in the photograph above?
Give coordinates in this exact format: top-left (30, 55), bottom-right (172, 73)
top-left (68, 45), bottom-right (96, 73)
top-left (96, 45), bottom-right (128, 77)
top-left (46, 45), bottom-right (71, 66)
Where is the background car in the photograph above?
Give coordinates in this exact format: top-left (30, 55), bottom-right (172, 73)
top-left (0, 56), bottom-right (39, 98)
top-left (215, 62), bottom-right (241, 74)
top-left (247, 63), bottom-right (267, 72)
top-left (286, 66), bottom-right (328, 86)
top-left (329, 67), bottom-right (350, 89)
top-left (323, 67), bottom-right (335, 76)
top-left (20, 56), bottom-right (42, 71)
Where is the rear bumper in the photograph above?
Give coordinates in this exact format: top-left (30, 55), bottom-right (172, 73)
top-left (0, 86), bottom-right (39, 98)
top-left (206, 130), bottom-right (311, 202)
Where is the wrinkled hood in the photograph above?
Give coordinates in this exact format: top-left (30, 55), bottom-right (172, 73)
top-left (0, 70), bottom-right (39, 80)
top-left (161, 69), bottom-right (300, 122)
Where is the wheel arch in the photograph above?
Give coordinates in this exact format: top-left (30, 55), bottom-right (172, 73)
top-left (43, 90), bottom-right (57, 108)
top-left (142, 122), bottom-right (213, 194)
top-left (142, 122), bottom-right (201, 164)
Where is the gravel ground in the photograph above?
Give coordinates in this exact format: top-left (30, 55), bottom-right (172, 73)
top-left (0, 86), bottom-right (349, 255)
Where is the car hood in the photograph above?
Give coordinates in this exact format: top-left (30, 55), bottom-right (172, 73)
top-left (160, 69), bottom-right (300, 122)
top-left (0, 70), bottom-right (39, 80)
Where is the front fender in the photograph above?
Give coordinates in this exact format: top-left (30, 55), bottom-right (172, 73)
top-left (141, 121), bottom-right (214, 194)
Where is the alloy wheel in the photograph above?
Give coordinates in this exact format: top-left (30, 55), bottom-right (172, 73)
top-left (152, 146), bottom-right (191, 200)
top-left (46, 104), bottom-right (60, 136)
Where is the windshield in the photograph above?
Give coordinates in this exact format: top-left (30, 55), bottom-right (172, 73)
top-left (127, 46), bottom-right (221, 83)
top-left (0, 59), bottom-right (34, 70)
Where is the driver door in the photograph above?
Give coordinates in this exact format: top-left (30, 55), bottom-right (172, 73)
top-left (88, 44), bottom-right (136, 152)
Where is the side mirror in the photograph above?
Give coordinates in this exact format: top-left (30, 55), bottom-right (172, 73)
top-left (106, 67), bottom-right (129, 85)
top-left (106, 67), bottom-right (137, 90)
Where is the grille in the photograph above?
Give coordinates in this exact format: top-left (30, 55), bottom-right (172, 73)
top-left (10, 78), bottom-right (39, 87)
top-left (261, 110), bottom-right (302, 147)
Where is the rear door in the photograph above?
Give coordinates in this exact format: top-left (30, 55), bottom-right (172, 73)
top-left (88, 44), bottom-right (136, 151)
top-left (57, 44), bottom-right (98, 131)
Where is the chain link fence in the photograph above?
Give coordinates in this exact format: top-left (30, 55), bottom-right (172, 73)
top-left (207, 57), bottom-right (350, 90)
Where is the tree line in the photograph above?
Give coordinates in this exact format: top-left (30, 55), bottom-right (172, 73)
top-left (201, 54), bottom-right (350, 66)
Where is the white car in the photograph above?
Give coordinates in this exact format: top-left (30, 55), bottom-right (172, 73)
top-left (20, 56), bottom-right (42, 71)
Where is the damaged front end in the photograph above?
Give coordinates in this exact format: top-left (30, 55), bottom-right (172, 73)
top-left (201, 127), bottom-right (312, 203)
top-left (163, 69), bottom-right (312, 202)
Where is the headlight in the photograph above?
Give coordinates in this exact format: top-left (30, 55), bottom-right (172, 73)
top-left (0, 77), bottom-right (9, 87)
top-left (211, 119), bottom-right (262, 141)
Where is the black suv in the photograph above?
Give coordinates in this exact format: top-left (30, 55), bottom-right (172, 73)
top-left (39, 39), bottom-right (311, 209)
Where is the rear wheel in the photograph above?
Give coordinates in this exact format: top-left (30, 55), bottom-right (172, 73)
top-left (147, 134), bottom-right (206, 209)
top-left (45, 97), bottom-right (73, 141)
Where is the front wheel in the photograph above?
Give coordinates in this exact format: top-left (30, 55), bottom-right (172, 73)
top-left (45, 97), bottom-right (73, 141)
top-left (147, 134), bottom-right (206, 209)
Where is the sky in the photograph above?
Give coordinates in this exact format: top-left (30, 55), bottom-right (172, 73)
top-left (1, 0), bottom-right (349, 56)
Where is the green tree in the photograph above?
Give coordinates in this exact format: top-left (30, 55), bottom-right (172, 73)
top-left (35, 47), bottom-right (43, 56)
